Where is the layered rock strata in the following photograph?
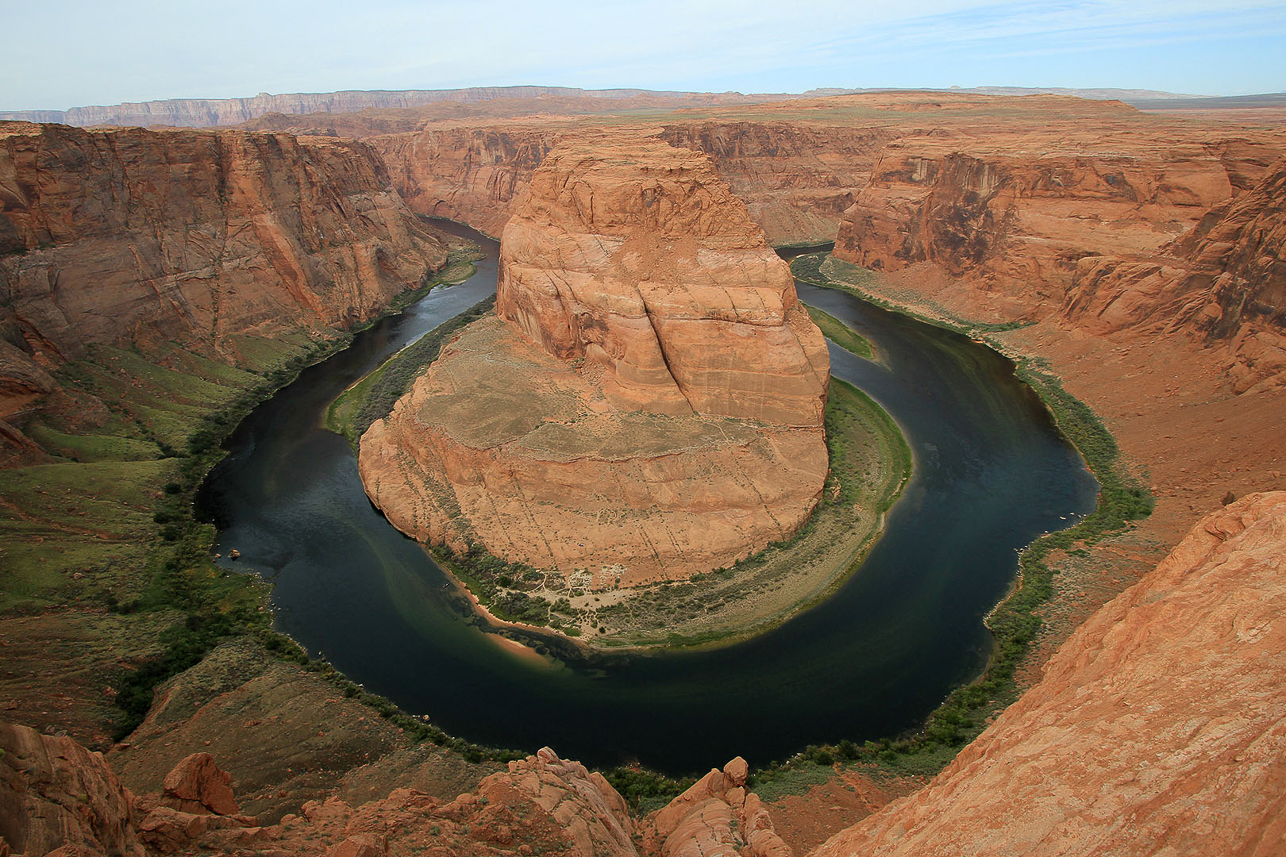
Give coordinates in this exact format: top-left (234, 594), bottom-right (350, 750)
top-left (829, 127), bottom-right (1285, 388)
top-left (0, 121), bottom-right (447, 425)
top-left (1063, 156), bottom-right (1286, 393)
top-left (832, 137), bottom-right (1249, 310)
top-left (360, 137), bottom-right (829, 584)
top-left (369, 126), bottom-right (561, 236)
top-left (366, 93), bottom-right (1282, 254)
top-left (658, 122), bottom-right (890, 246)
top-left (814, 492), bottom-right (1286, 856)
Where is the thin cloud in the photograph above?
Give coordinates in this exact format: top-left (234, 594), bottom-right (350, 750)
top-left (2, 0), bottom-right (1283, 108)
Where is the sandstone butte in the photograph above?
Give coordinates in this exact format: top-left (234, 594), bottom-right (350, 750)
top-left (0, 121), bottom-right (447, 461)
top-left (358, 136), bottom-right (830, 585)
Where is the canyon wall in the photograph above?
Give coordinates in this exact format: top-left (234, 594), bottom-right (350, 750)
top-left (369, 120), bottom-right (888, 247)
top-left (0, 86), bottom-right (784, 129)
top-left (814, 491), bottom-right (1286, 856)
top-left (657, 122), bottom-right (890, 246)
top-left (0, 121), bottom-right (447, 425)
top-left (831, 135), bottom-right (1267, 311)
top-left (365, 95), bottom-right (1283, 257)
top-left (1063, 156), bottom-right (1286, 393)
top-left (829, 125), bottom-right (1286, 389)
top-left (359, 136), bottom-right (829, 584)
top-left (368, 126), bottom-right (562, 236)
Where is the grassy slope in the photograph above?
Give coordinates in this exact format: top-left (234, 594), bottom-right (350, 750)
top-left (0, 238), bottom-right (494, 749)
top-left (327, 296), bottom-right (496, 445)
top-left (805, 304), bottom-right (874, 359)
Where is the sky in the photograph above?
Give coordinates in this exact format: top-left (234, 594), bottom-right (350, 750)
top-left (3, 0), bottom-right (1285, 110)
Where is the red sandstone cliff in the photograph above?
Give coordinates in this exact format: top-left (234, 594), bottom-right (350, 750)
top-left (368, 126), bottom-right (561, 236)
top-left (831, 135), bottom-right (1258, 311)
top-left (0, 121), bottom-right (447, 434)
top-left (813, 492), bottom-right (1286, 856)
top-left (359, 136), bottom-right (829, 584)
top-left (1063, 156), bottom-right (1286, 393)
top-left (657, 122), bottom-right (889, 246)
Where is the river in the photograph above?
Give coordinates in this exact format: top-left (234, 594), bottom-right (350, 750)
top-left (199, 221), bottom-right (1098, 774)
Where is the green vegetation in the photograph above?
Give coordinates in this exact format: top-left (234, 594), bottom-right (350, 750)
top-left (326, 296), bottom-right (496, 444)
top-left (745, 752), bottom-right (847, 800)
top-left (744, 252), bottom-right (1154, 785)
top-left (248, 627), bottom-right (525, 764)
top-left (1, 231), bottom-right (525, 760)
top-left (0, 330), bottom-right (345, 737)
top-left (604, 766), bottom-right (697, 813)
top-left (791, 253), bottom-right (1031, 337)
top-left (805, 304), bottom-right (874, 359)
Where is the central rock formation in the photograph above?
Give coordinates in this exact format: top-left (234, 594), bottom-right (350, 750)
top-left (360, 137), bottom-right (829, 585)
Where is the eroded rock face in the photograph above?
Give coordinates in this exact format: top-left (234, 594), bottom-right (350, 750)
top-left (360, 137), bottom-right (829, 584)
top-left (0, 721), bottom-right (145, 857)
top-left (644, 757), bottom-right (792, 857)
top-left (159, 754), bottom-right (240, 817)
top-left (814, 491), bottom-right (1286, 857)
top-left (1063, 156), bottom-right (1286, 393)
top-left (833, 139), bottom-right (1239, 312)
top-left (657, 122), bottom-right (890, 247)
top-left (0, 121), bottom-right (447, 419)
top-left (369, 126), bottom-right (561, 237)
top-left (496, 137), bottom-right (829, 425)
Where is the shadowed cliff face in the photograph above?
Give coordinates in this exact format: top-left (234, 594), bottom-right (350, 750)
top-left (1063, 157), bottom-right (1286, 393)
top-left (813, 492), bottom-right (1286, 857)
top-left (359, 136), bottom-right (829, 584)
top-left (0, 122), bottom-right (447, 426)
top-left (657, 122), bottom-right (891, 246)
top-left (368, 127), bottom-right (562, 236)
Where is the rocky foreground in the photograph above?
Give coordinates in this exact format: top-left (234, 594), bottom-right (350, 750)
top-left (2, 716), bottom-right (790, 857)
top-left (5, 493), bottom-right (1284, 856)
top-left (815, 492), bottom-right (1286, 856)
top-left (359, 136), bottom-right (829, 584)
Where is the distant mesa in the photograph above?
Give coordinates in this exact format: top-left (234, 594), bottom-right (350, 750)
top-left (0, 86), bottom-right (795, 129)
top-left (358, 135), bottom-right (831, 585)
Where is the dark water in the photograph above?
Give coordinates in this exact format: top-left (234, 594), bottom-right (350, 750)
top-left (200, 223), bottom-right (1097, 775)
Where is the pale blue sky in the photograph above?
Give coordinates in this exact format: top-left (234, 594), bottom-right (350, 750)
top-left (4, 0), bottom-right (1285, 110)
